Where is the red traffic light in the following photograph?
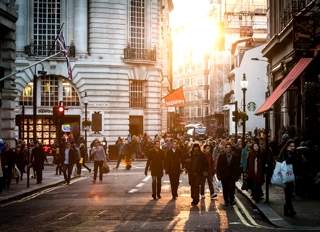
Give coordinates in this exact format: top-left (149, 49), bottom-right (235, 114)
top-left (58, 106), bottom-right (64, 112)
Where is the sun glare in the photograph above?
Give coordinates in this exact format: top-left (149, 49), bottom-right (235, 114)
top-left (171, 0), bottom-right (220, 65)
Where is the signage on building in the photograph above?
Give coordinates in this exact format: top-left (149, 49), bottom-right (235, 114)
top-left (293, 15), bottom-right (314, 52)
top-left (61, 124), bottom-right (71, 132)
top-left (38, 108), bottom-right (53, 114)
top-left (247, 102), bottom-right (256, 112)
top-left (163, 87), bottom-right (185, 107)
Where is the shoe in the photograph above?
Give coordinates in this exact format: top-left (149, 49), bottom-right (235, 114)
top-left (89, 169), bottom-right (92, 173)
top-left (201, 194), bottom-right (205, 199)
top-left (172, 196), bottom-right (177, 200)
top-left (152, 195), bottom-right (156, 200)
top-left (157, 195), bottom-right (161, 199)
top-left (211, 193), bottom-right (217, 199)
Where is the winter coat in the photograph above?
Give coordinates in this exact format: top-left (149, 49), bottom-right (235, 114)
top-left (247, 151), bottom-right (265, 185)
top-left (240, 145), bottom-right (249, 172)
top-left (165, 148), bottom-right (183, 176)
top-left (217, 151), bottom-right (241, 182)
top-left (203, 151), bottom-right (215, 176)
top-left (145, 148), bottom-right (165, 177)
top-left (189, 151), bottom-right (207, 176)
top-left (62, 147), bottom-right (78, 165)
top-left (31, 146), bottom-right (46, 169)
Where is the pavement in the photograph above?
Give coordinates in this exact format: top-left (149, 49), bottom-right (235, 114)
top-left (0, 164), bottom-right (89, 204)
top-left (236, 180), bottom-right (320, 230)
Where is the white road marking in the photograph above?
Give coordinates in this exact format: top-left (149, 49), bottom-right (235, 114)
top-left (233, 205), bottom-right (254, 227)
top-left (58, 212), bottom-right (74, 220)
top-left (142, 176), bottom-right (151, 182)
top-left (136, 183), bottom-right (144, 188)
top-left (128, 189), bottom-right (138, 193)
top-left (95, 210), bottom-right (106, 217)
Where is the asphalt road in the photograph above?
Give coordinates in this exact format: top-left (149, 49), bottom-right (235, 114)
top-left (0, 162), bottom-right (306, 232)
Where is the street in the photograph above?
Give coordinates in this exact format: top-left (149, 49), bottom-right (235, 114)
top-left (0, 161), bottom-right (306, 232)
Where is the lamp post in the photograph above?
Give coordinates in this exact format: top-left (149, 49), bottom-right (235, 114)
top-left (240, 73), bottom-right (248, 144)
top-left (83, 92), bottom-right (88, 155)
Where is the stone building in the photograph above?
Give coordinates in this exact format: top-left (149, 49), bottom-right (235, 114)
top-left (0, 0), bottom-right (18, 145)
top-left (14, 0), bottom-right (172, 147)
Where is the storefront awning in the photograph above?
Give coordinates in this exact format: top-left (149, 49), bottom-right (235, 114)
top-left (163, 87), bottom-right (185, 107)
top-left (256, 58), bottom-right (313, 115)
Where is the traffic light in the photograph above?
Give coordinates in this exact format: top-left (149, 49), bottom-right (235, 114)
top-left (232, 111), bottom-right (239, 122)
top-left (53, 104), bottom-right (65, 119)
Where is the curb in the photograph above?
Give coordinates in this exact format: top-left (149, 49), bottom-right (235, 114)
top-left (235, 181), bottom-right (320, 230)
top-left (0, 176), bottom-right (80, 205)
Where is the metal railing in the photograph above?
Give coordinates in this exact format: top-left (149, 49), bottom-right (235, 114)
top-left (124, 47), bottom-right (156, 64)
top-left (24, 44), bottom-right (75, 58)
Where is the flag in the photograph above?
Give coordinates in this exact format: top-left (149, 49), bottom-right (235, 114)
top-left (56, 30), bottom-right (72, 80)
top-left (163, 87), bottom-right (185, 107)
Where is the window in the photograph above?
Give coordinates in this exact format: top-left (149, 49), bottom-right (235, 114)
top-left (129, 80), bottom-right (145, 108)
top-left (197, 107), bottom-right (202, 117)
top-left (33, 0), bottom-right (61, 56)
top-left (63, 82), bottom-right (80, 106)
top-left (129, 0), bottom-right (145, 52)
top-left (20, 83), bottom-right (33, 106)
top-left (41, 76), bottom-right (59, 106)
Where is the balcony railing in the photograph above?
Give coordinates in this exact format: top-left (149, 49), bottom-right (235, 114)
top-left (24, 44), bottom-right (75, 58)
top-left (124, 47), bottom-right (156, 64)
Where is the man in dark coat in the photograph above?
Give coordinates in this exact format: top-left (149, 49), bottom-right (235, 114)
top-left (62, 142), bottom-right (77, 184)
top-left (188, 143), bottom-right (207, 206)
top-left (145, 140), bottom-right (165, 200)
top-left (217, 143), bottom-right (241, 206)
top-left (200, 144), bottom-right (217, 199)
top-left (30, 141), bottom-right (47, 184)
top-left (165, 140), bottom-right (183, 200)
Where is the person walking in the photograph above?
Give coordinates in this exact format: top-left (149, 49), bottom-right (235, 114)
top-left (115, 138), bottom-right (125, 169)
top-left (165, 140), bottom-right (183, 200)
top-left (247, 141), bottom-right (265, 201)
top-left (145, 140), bottom-right (165, 200)
top-left (188, 143), bottom-right (207, 206)
top-left (201, 144), bottom-right (217, 200)
top-left (278, 139), bottom-right (298, 217)
top-left (30, 141), bottom-right (46, 184)
top-left (217, 142), bottom-right (241, 206)
top-left (79, 143), bottom-right (91, 173)
top-left (91, 140), bottom-right (107, 183)
top-left (62, 142), bottom-right (77, 184)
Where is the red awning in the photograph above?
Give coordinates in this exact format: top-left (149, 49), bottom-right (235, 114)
top-left (256, 58), bottom-right (313, 115)
top-left (163, 87), bottom-right (185, 107)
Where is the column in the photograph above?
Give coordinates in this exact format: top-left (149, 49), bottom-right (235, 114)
top-left (74, 0), bottom-right (88, 57)
top-left (16, 0), bottom-right (28, 53)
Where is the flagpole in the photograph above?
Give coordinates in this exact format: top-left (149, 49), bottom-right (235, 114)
top-left (0, 51), bottom-right (62, 82)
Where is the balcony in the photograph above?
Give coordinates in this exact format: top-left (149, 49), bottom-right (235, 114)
top-left (24, 44), bottom-right (75, 58)
top-left (123, 47), bottom-right (156, 65)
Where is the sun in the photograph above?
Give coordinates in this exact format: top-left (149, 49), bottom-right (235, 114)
top-left (171, 0), bottom-right (220, 65)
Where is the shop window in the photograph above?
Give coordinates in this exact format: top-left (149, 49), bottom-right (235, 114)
top-left (20, 83), bottom-right (33, 106)
top-left (63, 81), bottom-right (80, 106)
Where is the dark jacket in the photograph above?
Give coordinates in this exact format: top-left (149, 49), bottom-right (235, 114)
top-left (31, 146), bottom-right (46, 169)
top-left (217, 151), bottom-right (241, 182)
top-left (189, 151), bottom-right (207, 176)
top-left (247, 150), bottom-right (265, 185)
top-left (165, 148), bottom-right (183, 176)
top-left (145, 148), bottom-right (165, 176)
top-left (62, 147), bottom-right (77, 165)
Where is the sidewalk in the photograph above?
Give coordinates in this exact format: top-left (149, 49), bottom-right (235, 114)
top-left (236, 180), bottom-right (320, 229)
top-left (0, 165), bottom-right (89, 204)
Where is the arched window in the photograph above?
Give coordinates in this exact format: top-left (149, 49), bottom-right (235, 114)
top-left (19, 76), bottom-right (80, 107)
top-left (20, 83), bottom-right (33, 105)
top-left (63, 81), bottom-right (80, 106)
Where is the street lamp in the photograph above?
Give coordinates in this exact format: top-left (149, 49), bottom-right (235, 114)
top-left (240, 73), bottom-right (248, 144)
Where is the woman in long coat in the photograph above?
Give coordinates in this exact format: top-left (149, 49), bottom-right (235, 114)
top-left (247, 141), bottom-right (265, 201)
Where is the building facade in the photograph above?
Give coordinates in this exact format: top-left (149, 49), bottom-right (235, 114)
top-left (0, 0), bottom-right (18, 145)
top-left (260, 0), bottom-right (320, 143)
top-left (14, 0), bottom-right (172, 146)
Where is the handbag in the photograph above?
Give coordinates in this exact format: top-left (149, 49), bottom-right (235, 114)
top-left (281, 161), bottom-right (295, 184)
top-left (271, 161), bottom-right (284, 187)
top-left (102, 161), bottom-right (110, 174)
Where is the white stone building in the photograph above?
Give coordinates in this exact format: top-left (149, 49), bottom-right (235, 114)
top-left (14, 0), bottom-right (172, 147)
